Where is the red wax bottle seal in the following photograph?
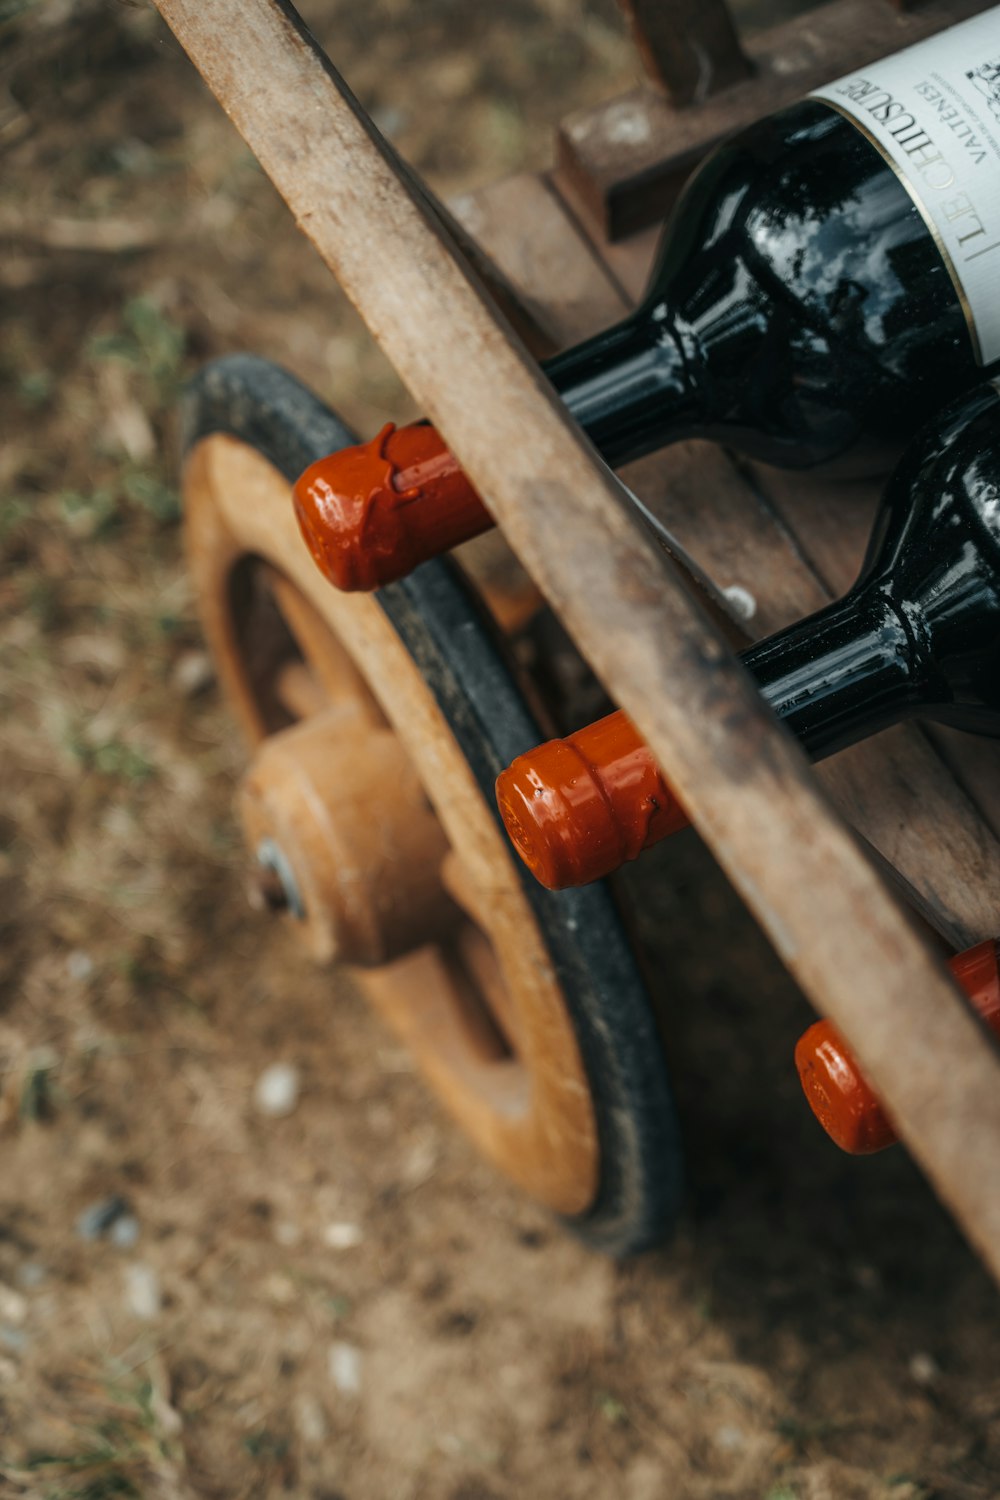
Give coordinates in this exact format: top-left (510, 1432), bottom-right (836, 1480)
top-left (795, 938), bottom-right (1000, 1154)
top-left (292, 422), bottom-right (492, 592)
top-left (495, 711), bottom-right (688, 890)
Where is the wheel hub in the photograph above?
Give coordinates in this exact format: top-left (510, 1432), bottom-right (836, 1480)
top-left (238, 703), bottom-right (457, 965)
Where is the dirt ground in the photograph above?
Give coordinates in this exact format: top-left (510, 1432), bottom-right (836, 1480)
top-left (2, 2), bottom-right (999, 1496)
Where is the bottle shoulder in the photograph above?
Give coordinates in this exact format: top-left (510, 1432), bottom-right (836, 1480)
top-left (635, 100), bottom-right (980, 470)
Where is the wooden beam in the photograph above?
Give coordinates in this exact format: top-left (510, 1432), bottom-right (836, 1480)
top-left (616, 0), bottom-right (751, 104)
top-left (154, 0), bottom-right (1000, 1281)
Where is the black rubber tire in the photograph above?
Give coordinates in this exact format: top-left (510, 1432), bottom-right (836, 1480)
top-left (181, 353), bottom-right (684, 1255)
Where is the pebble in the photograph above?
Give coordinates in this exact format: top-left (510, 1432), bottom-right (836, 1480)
top-left (66, 950), bottom-right (95, 982)
top-left (0, 1357), bottom-right (16, 1385)
top-left (253, 1063), bottom-right (301, 1118)
top-left (0, 1285), bottom-right (27, 1325)
top-left (263, 1272), bottom-right (297, 1306)
top-left (722, 583), bottom-right (758, 622)
top-left (328, 1341), bottom-right (362, 1396)
top-left (16, 1263), bottom-right (45, 1290)
top-left (713, 1424), bottom-right (745, 1452)
top-left (323, 1222), bottom-right (363, 1251)
top-left (294, 1392), bottom-right (328, 1448)
top-left (76, 1194), bottom-right (137, 1242)
top-left (909, 1351), bottom-right (941, 1386)
top-left (110, 1215), bottom-right (141, 1250)
top-left (273, 1220), bottom-right (302, 1248)
top-left (400, 1128), bottom-right (439, 1188)
top-left (172, 650), bottom-right (214, 698)
top-left (76, 1195), bottom-right (133, 1242)
top-left (0, 1326), bottom-right (27, 1354)
top-left (124, 1263), bottom-right (161, 1321)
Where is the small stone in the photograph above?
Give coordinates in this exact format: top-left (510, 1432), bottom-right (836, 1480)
top-left (16, 1263), bottom-right (45, 1290)
top-left (400, 1128), bottom-right (439, 1189)
top-left (293, 1392), bottom-right (328, 1448)
top-left (124, 1263), bottom-right (161, 1320)
top-left (323, 1222), bottom-right (363, 1250)
top-left (76, 1194), bottom-right (131, 1241)
top-left (253, 1063), bottom-right (301, 1118)
top-left (0, 1357), bottom-right (16, 1385)
top-left (274, 1220), bottom-right (302, 1248)
top-left (172, 650), bottom-right (214, 698)
top-left (0, 1326), bottom-right (27, 1353)
top-left (909, 1351), bottom-right (940, 1386)
top-left (328, 1341), bottom-right (362, 1396)
top-left (66, 950), bottom-right (94, 982)
top-left (713, 1424), bottom-right (745, 1451)
top-left (110, 1215), bottom-right (141, 1250)
top-left (0, 1285), bottom-right (27, 1325)
top-left (722, 583), bottom-right (757, 622)
top-left (263, 1273), bottom-right (296, 1306)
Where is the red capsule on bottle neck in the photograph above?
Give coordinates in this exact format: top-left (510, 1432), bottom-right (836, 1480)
top-left (495, 710), bottom-right (688, 890)
top-left (292, 421), bottom-right (492, 592)
top-left (795, 938), bottom-right (1000, 1154)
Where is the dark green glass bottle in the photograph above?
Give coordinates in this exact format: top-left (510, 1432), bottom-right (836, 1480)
top-left (496, 380), bottom-right (1000, 889)
top-left (745, 380), bottom-right (1000, 754)
top-left (548, 100), bottom-right (975, 478)
top-left (293, 9), bottom-right (1000, 591)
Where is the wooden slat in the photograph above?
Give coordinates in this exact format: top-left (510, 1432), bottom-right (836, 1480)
top-left (555, 0), bottom-right (993, 240)
top-left (154, 0), bottom-right (1000, 1284)
top-left (449, 176), bottom-right (624, 348)
top-left (616, 0), bottom-right (751, 103)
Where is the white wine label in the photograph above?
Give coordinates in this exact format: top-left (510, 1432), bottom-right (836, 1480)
top-left (812, 7), bottom-right (1000, 364)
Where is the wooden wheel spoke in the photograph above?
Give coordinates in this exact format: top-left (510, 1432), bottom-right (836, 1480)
top-left (440, 849), bottom-right (495, 931)
top-left (440, 850), bottom-right (523, 1053)
top-left (262, 565), bottom-right (383, 721)
top-left (273, 659), bottom-right (328, 720)
top-left (451, 923), bottom-right (522, 1057)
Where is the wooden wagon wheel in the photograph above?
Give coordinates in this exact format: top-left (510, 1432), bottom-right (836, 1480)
top-left (180, 354), bottom-right (683, 1254)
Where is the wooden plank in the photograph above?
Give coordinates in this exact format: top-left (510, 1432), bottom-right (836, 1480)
top-left (616, 0), bottom-right (751, 103)
top-left (153, 0), bottom-right (1000, 1284)
top-left (449, 175), bottom-right (624, 349)
top-left (382, 146), bottom-right (560, 361)
top-left (555, 0), bottom-right (993, 241)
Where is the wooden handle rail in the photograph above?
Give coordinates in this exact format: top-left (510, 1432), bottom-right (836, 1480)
top-left (154, 0), bottom-right (1000, 1282)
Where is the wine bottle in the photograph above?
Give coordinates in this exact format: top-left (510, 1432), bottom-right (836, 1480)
top-left (293, 8), bottom-right (1000, 592)
top-left (796, 938), bottom-right (1000, 1154)
top-left (495, 381), bottom-right (1000, 890)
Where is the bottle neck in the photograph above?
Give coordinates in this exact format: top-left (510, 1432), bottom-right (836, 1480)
top-left (742, 588), bottom-right (923, 762)
top-left (542, 312), bottom-right (702, 469)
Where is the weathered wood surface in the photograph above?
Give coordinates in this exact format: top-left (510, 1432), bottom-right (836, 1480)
top-left (615, 0), bottom-right (751, 103)
top-left (478, 171), bottom-right (1000, 952)
top-left (153, 0), bottom-right (1000, 1284)
top-left (556, 0), bottom-right (994, 240)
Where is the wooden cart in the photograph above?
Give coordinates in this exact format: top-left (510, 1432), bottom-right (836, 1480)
top-left (159, 0), bottom-right (1000, 1274)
